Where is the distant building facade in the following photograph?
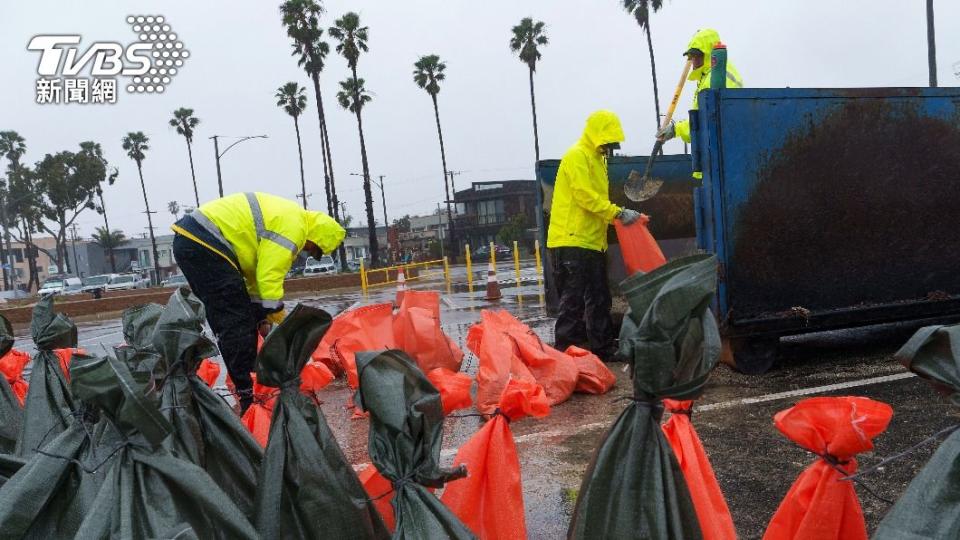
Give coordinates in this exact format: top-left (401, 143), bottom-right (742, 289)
top-left (453, 180), bottom-right (537, 252)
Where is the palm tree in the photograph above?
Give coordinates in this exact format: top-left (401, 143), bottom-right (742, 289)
top-left (121, 132), bottom-right (160, 286)
top-left (623, 1), bottom-right (664, 130)
top-left (330, 12), bottom-right (379, 265)
top-left (91, 226), bottom-right (126, 261)
top-left (509, 17), bottom-right (549, 165)
top-left (275, 82), bottom-right (310, 209)
top-left (413, 54), bottom-right (457, 256)
top-left (168, 200), bottom-right (181, 220)
top-left (280, 0), bottom-right (348, 271)
top-left (169, 108), bottom-right (201, 206)
top-left (0, 131), bottom-right (36, 289)
top-left (85, 141), bottom-right (120, 273)
top-left (926, 0), bottom-right (937, 87)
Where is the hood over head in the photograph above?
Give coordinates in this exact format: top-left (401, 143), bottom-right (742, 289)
top-left (304, 211), bottom-right (346, 255)
top-left (579, 110), bottom-right (625, 152)
top-left (684, 28), bottom-right (722, 81)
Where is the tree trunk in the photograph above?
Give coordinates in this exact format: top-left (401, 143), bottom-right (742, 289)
top-left (98, 191), bottom-right (117, 273)
top-left (24, 222), bottom-right (38, 291)
top-left (137, 161), bottom-right (161, 286)
top-left (311, 71), bottom-right (348, 272)
top-left (186, 138), bottom-right (200, 207)
top-left (927, 0), bottom-right (937, 87)
top-left (645, 21), bottom-right (662, 131)
top-left (0, 193), bottom-right (8, 290)
top-left (294, 115), bottom-right (307, 209)
top-left (431, 94), bottom-right (456, 259)
top-left (351, 66), bottom-right (379, 267)
top-left (528, 67), bottom-right (541, 163)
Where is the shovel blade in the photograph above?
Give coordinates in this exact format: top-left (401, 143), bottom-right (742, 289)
top-left (624, 170), bottom-right (665, 202)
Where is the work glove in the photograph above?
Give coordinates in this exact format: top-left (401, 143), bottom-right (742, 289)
top-left (265, 303), bottom-right (287, 325)
top-left (618, 209), bottom-right (642, 225)
top-left (656, 120), bottom-right (676, 142)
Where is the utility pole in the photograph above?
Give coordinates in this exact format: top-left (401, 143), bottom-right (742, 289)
top-left (436, 202), bottom-right (445, 259)
top-left (69, 224), bottom-right (81, 277)
top-left (210, 134), bottom-right (269, 198)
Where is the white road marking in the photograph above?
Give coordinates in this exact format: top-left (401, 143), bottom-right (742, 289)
top-left (441, 296), bottom-right (460, 310)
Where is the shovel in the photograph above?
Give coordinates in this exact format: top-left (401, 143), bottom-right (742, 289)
top-left (625, 59), bottom-right (693, 201)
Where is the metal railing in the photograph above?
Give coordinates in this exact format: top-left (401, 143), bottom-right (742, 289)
top-left (359, 257), bottom-right (450, 296)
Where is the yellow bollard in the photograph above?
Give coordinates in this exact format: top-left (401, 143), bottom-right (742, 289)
top-left (443, 256), bottom-right (451, 294)
top-left (534, 239), bottom-right (543, 276)
top-left (513, 240), bottom-right (521, 285)
top-left (490, 241), bottom-right (496, 272)
top-left (359, 258), bottom-right (368, 296)
top-left (465, 243), bottom-right (473, 294)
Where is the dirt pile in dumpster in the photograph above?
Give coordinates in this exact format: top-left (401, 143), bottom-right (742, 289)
top-left (731, 99), bottom-right (960, 318)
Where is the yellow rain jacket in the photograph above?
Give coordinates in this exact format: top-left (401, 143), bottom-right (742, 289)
top-left (674, 28), bottom-right (744, 144)
top-left (171, 192), bottom-right (345, 308)
top-left (547, 110), bottom-right (624, 252)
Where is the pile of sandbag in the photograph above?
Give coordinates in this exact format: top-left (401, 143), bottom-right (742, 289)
top-left (467, 309), bottom-right (616, 414)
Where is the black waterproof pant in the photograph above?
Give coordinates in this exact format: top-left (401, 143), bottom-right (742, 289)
top-left (173, 235), bottom-right (267, 412)
top-left (552, 247), bottom-right (616, 360)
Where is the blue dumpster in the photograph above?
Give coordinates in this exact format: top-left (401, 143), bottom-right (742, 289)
top-left (694, 87), bottom-right (960, 371)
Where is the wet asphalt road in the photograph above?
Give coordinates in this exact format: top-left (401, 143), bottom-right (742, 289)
top-left (14, 264), bottom-right (957, 539)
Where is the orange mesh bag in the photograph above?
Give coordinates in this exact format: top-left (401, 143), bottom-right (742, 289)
top-left (614, 214), bottom-right (666, 276)
top-left (197, 359), bottom-right (220, 388)
top-left (320, 303), bottom-right (397, 388)
top-left (662, 399), bottom-right (736, 540)
top-left (566, 346), bottom-right (616, 394)
top-left (442, 378), bottom-right (550, 539)
top-left (762, 396), bottom-right (893, 540)
top-left (393, 290), bottom-right (464, 373)
top-left (467, 310), bottom-right (544, 415)
top-left (0, 349), bottom-right (31, 405)
top-left (426, 367), bottom-right (473, 415)
top-left (240, 373), bottom-right (276, 448)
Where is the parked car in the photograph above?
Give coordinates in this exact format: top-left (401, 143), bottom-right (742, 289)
top-left (162, 274), bottom-right (189, 288)
top-left (82, 274), bottom-right (119, 294)
top-left (302, 255), bottom-right (338, 276)
top-left (106, 273), bottom-right (149, 291)
top-left (471, 244), bottom-right (512, 261)
top-left (37, 276), bottom-right (83, 296)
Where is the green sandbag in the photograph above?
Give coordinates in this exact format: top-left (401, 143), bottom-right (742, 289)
top-left (874, 324), bottom-right (960, 539)
top-left (70, 353), bottom-right (257, 539)
top-left (16, 296), bottom-right (78, 457)
top-left (355, 349), bottom-right (476, 540)
top-left (568, 254), bottom-right (719, 540)
top-left (153, 289), bottom-right (262, 518)
top-left (0, 314), bottom-right (23, 453)
top-left (0, 453), bottom-right (24, 487)
top-left (115, 302), bottom-right (166, 376)
top-left (254, 304), bottom-right (389, 540)
top-left (0, 382), bottom-right (112, 539)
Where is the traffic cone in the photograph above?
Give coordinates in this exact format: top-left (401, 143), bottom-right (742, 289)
top-left (485, 261), bottom-right (502, 301)
top-left (395, 267), bottom-right (407, 305)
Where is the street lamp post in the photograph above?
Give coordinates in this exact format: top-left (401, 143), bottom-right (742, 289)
top-left (351, 172), bottom-right (391, 263)
top-left (210, 135), bottom-right (268, 197)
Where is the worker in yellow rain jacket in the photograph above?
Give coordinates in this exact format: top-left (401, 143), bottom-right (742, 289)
top-left (547, 110), bottom-right (641, 361)
top-left (657, 28), bottom-right (744, 177)
top-left (172, 192), bottom-right (345, 411)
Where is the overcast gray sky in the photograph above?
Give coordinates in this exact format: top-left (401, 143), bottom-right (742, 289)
top-left (2, 0), bottom-right (958, 240)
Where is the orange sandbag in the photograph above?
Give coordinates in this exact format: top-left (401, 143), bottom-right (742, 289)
top-left (566, 346), bottom-right (616, 394)
top-left (54, 348), bottom-right (85, 382)
top-left (662, 400), bottom-right (736, 540)
top-left (312, 303), bottom-right (396, 388)
top-left (614, 215), bottom-right (666, 275)
top-left (0, 349), bottom-right (31, 406)
top-left (467, 310), bottom-right (543, 415)
top-left (442, 378), bottom-right (549, 539)
top-left (393, 290), bottom-right (464, 373)
top-left (763, 396), bottom-right (893, 540)
top-left (197, 359), bottom-right (220, 388)
top-left (494, 311), bottom-right (578, 406)
top-left (241, 373), bottom-right (276, 448)
top-left (300, 360), bottom-right (335, 394)
top-left (426, 368), bottom-right (473, 415)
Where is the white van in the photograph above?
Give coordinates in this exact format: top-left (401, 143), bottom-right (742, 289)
top-left (38, 276), bottom-right (82, 296)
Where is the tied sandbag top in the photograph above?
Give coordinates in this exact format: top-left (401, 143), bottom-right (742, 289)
top-left (619, 254), bottom-right (721, 401)
top-left (31, 295), bottom-right (77, 352)
top-left (122, 302), bottom-right (164, 351)
top-left (874, 324), bottom-right (960, 539)
top-left (256, 304), bottom-right (332, 389)
top-left (355, 350), bottom-right (476, 539)
top-left (0, 313), bottom-right (15, 357)
top-left (152, 288), bottom-right (219, 374)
